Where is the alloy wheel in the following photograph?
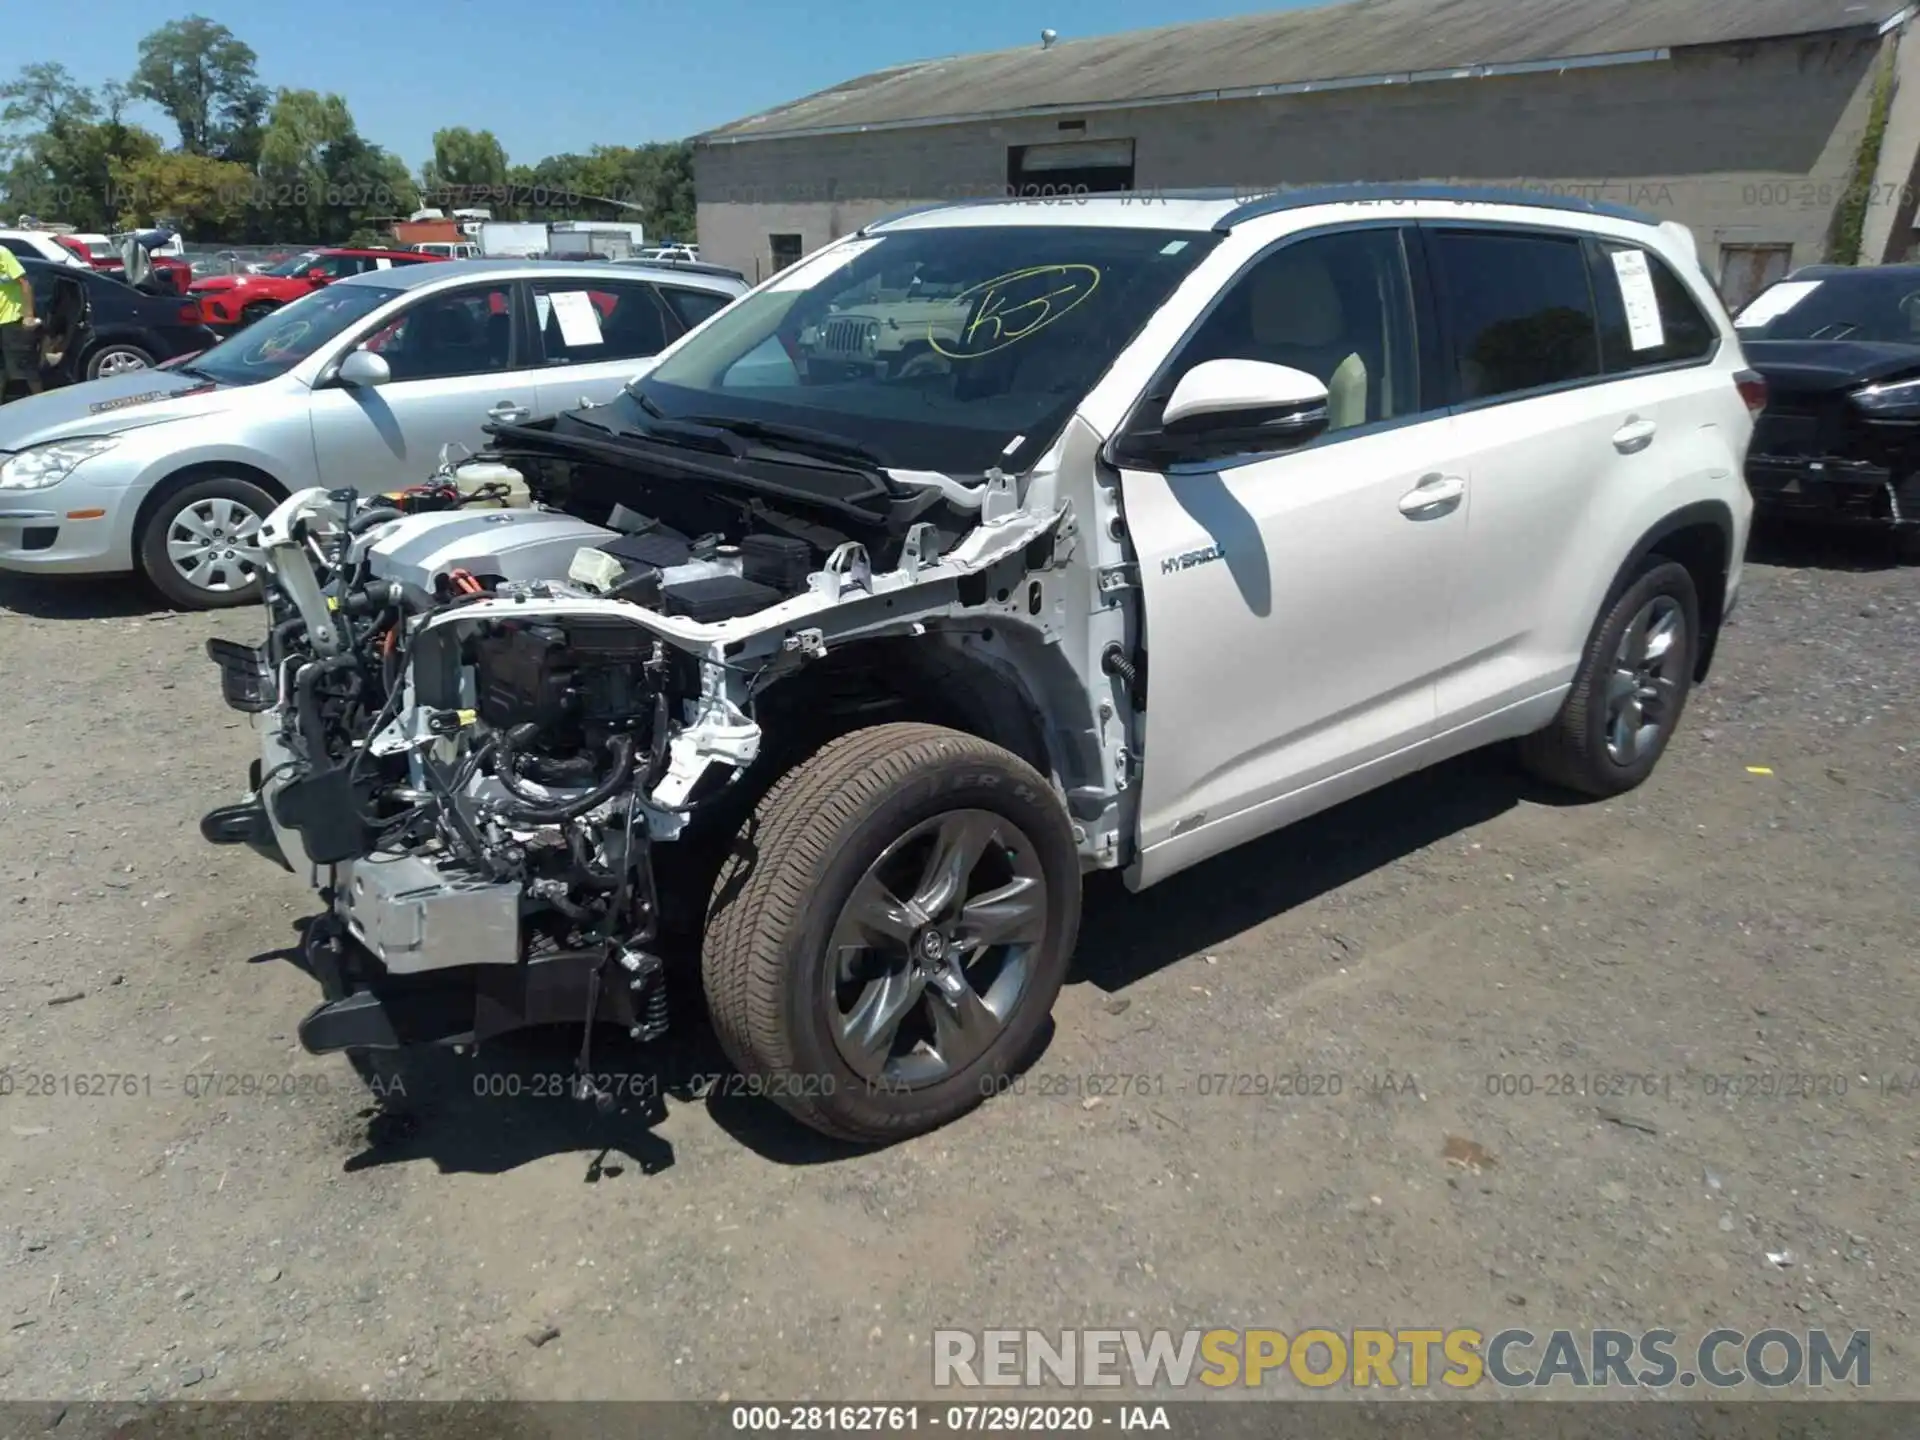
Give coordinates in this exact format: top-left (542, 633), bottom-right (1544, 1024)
top-left (825, 808), bottom-right (1049, 1088)
top-left (1605, 595), bottom-right (1687, 765)
top-left (165, 495), bottom-right (265, 595)
top-left (94, 348), bottom-right (150, 378)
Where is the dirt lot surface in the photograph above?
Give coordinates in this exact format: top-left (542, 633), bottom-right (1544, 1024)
top-left (1, 526), bottom-right (1915, 1406)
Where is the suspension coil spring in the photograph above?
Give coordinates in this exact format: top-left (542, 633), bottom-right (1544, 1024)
top-left (642, 980), bottom-right (670, 1041)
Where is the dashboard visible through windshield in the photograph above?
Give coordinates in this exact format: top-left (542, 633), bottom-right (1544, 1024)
top-left (631, 225), bottom-right (1220, 474)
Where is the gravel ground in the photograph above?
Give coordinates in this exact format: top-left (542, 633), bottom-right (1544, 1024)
top-left (0, 522), bottom-right (1915, 1404)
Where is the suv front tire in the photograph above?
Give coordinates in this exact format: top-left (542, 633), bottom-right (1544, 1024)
top-left (702, 723), bottom-right (1082, 1143)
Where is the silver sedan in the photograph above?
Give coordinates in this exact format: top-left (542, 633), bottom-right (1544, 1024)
top-left (0, 259), bottom-right (745, 608)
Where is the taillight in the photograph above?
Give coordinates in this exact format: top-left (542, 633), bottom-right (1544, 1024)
top-left (1734, 369), bottom-right (1768, 418)
top-left (178, 303), bottom-right (201, 325)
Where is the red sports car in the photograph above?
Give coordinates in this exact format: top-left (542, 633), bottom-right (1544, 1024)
top-left (189, 247), bottom-right (444, 329)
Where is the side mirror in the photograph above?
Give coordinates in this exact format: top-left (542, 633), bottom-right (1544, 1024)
top-left (1119, 359), bottom-right (1331, 467)
top-left (305, 269), bottom-right (331, 285)
top-left (337, 348), bottom-right (391, 388)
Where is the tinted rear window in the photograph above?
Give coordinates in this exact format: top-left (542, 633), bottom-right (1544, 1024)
top-left (1432, 230), bottom-right (1600, 402)
top-left (1590, 241), bottom-right (1717, 370)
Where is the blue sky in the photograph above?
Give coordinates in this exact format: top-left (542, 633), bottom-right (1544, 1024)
top-left (36, 0), bottom-right (1313, 169)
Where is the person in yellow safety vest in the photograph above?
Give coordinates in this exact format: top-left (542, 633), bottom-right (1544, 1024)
top-left (0, 247), bottom-right (44, 403)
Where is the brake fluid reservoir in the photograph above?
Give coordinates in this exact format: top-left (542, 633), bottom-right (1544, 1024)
top-left (453, 461), bottom-right (530, 508)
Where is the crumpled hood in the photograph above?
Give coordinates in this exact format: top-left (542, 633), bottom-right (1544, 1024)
top-left (188, 275), bottom-right (245, 293)
top-left (0, 370), bottom-right (245, 449)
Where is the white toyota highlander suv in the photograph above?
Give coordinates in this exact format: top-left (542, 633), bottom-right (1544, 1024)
top-left (200, 185), bottom-right (1759, 1142)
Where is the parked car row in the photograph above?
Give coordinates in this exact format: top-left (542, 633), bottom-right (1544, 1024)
top-left (0, 229), bottom-right (194, 296)
top-left (5, 197), bottom-right (1916, 628)
top-left (0, 259), bottom-right (747, 606)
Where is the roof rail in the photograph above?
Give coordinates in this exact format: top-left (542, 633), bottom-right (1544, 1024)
top-left (1215, 182), bottom-right (1657, 230)
top-left (860, 200), bottom-right (969, 234)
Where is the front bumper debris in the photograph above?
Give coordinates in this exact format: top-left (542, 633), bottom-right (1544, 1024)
top-left (206, 637), bottom-right (278, 712)
top-left (198, 759), bottom-right (292, 872)
top-left (1748, 455), bottom-right (1919, 527)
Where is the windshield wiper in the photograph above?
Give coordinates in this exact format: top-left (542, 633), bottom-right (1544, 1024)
top-left (174, 364), bottom-right (218, 383)
top-left (678, 415), bottom-right (887, 469)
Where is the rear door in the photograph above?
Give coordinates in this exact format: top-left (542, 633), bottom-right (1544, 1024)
top-left (306, 277), bottom-right (536, 492)
top-left (527, 275), bottom-right (681, 414)
top-left (1421, 224), bottom-right (1684, 728)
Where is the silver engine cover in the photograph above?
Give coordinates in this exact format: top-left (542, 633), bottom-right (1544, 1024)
top-left (364, 508), bottom-right (618, 606)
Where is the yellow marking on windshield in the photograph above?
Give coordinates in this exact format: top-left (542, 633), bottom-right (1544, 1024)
top-left (929, 264), bottom-right (1101, 358)
top-left (248, 319), bottom-right (312, 364)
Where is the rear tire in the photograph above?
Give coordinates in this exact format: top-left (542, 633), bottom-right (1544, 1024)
top-left (84, 342), bottom-right (155, 380)
top-left (1519, 557), bottom-right (1699, 798)
top-left (138, 474), bottom-right (275, 610)
top-left (240, 301), bottom-right (278, 325)
top-left (702, 723), bottom-right (1081, 1143)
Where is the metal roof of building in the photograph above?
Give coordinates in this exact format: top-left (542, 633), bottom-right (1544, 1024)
top-left (699, 0), bottom-right (1912, 143)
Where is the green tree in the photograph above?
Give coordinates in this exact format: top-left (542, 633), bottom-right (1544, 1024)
top-left (256, 87), bottom-right (414, 241)
top-left (0, 63), bottom-right (163, 230)
top-left (110, 150), bottom-right (251, 233)
top-left (1, 61), bottom-right (97, 135)
top-left (130, 16), bottom-right (269, 162)
top-left (422, 126), bottom-right (508, 208)
top-left (506, 142), bottom-right (694, 239)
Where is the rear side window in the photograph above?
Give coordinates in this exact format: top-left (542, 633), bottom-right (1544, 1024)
top-left (1430, 230), bottom-right (1600, 403)
top-left (659, 285), bottom-right (731, 331)
top-left (531, 278), bottom-right (673, 365)
top-left (1589, 241), bottom-right (1717, 371)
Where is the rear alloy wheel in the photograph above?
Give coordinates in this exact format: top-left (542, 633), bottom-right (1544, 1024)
top-left (85, 343), bottom-right (154, 380)
top-left (702, 723), bottom-right (1081, 1142)
top-left (139, 476), bottom-right (274, 609)
top-left (1519, 557), bottom-right (1699, 797)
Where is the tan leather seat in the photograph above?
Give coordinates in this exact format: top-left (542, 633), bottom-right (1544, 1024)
top-left (1246, 252), bottom-right (1369, 430)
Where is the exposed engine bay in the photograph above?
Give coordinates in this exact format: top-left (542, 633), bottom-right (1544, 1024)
top-left (200, 413), bottom-right (1132, 1099)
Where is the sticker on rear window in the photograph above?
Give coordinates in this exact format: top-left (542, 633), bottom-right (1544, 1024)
top-left (1735, 280), bottom-right (1821, 329)
top-left (1611, 249), bottom-right (1666, 351)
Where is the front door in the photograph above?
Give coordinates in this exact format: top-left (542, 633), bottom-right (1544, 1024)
top-left (1117, 225), bottom-right (1467, 877)
top-left (306, 279), bottom-right (536, 492)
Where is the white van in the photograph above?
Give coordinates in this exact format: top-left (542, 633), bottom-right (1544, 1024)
top-left (409, 241), bottom-right (479, 260)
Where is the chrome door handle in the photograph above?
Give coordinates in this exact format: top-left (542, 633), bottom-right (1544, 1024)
top-left (488, 402), bottom-right (531, 423)
top-left (1398, 474), bottom-right (1466, 518)
top-left (1613, 416), bottom-right (1658, 453)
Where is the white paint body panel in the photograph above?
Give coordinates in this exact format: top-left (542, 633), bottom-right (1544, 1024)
top-left (980, 195), bottom-right (1760, 889)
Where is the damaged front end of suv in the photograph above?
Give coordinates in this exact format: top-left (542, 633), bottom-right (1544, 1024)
top-left (201, 429), bottom-right (1080, 1095)
top-left (198, 218), bottom-right (1216, 1137)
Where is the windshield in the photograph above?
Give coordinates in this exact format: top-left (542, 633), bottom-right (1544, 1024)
top-left (263, 250), bottom-right (326, 278)
top-left (632, 225), bottom-right (1220, 473)
top-left (184, 283), bottom-right (403, 386)
top-left (1735, 271), bottom-right (1920, 343)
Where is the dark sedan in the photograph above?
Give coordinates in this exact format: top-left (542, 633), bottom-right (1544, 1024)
top-left (13, 257), bottom-right (218, 391)
top-left (1735, 262), bottom-right (1920, 553)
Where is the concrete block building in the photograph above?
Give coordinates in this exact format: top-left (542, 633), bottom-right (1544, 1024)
top-left (693, 0), bottom-right (1920, 308)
